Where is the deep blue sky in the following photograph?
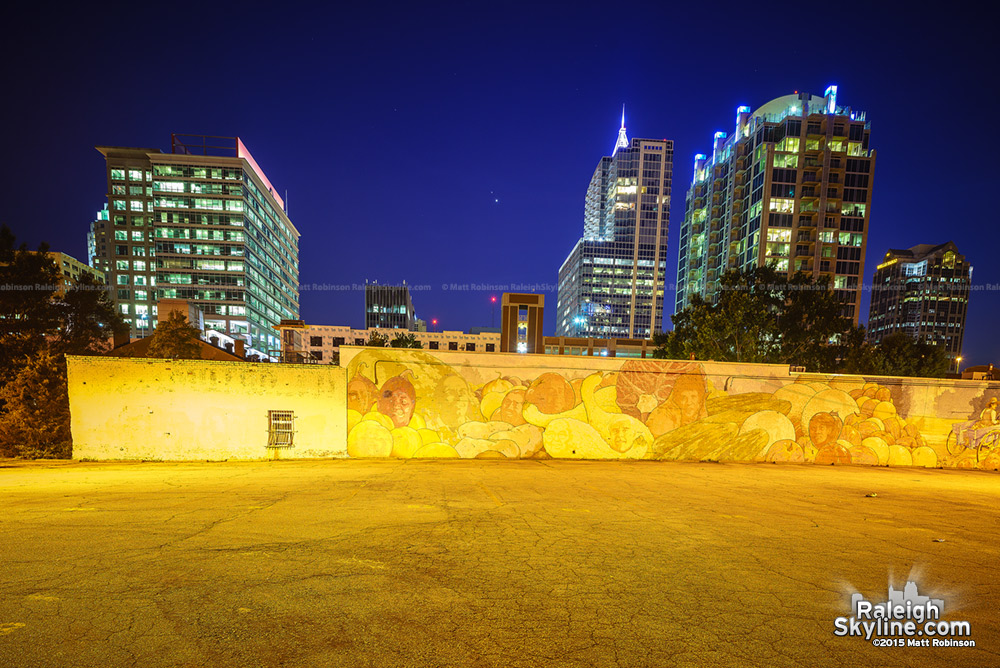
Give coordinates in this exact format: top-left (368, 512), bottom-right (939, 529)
top-left (2, 2), bottom-right (996, 365)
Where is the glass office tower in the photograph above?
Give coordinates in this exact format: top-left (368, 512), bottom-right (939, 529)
top-left (94, 135), bottom-right (299, 353)
top-left (868, 242), bottom-right (971, 368)
top-left (557, 113), bottom-right (673, 339)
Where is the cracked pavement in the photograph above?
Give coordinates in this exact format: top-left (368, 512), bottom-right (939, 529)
top-left (1, 460), bottom-right (998, 667)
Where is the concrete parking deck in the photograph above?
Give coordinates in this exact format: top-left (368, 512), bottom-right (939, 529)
top-left (1, 460), bottom-right (998, 667)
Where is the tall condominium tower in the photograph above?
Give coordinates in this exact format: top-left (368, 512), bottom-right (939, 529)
top-left (364, 281), bottom-right (415, 330)
top-left (557, 111), bottom-right (673, 338)
top-left (675, 87), bottom-right (874, 321)
top-left (87, 204), bottom-right (110, 275)
top-left (868, 242), bottom-right (971, 367)
top-left (92, 135), bottom-right (300, 352)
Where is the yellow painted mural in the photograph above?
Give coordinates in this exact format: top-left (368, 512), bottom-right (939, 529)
top-left (64, 349), bottom-right (1000, 469)
top-left (339, 348), bottom-right (1000, 470)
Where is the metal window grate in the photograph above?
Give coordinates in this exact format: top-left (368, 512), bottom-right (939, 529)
top-left (268, 410), bottom-right (294, 448)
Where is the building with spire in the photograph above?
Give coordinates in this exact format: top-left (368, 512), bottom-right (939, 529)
top-left (675, 87), bottom-right (874, 322)
top-left (868, 242), bottom-right (971, 370)
top-left (557, 110), bottom-right (673, 338)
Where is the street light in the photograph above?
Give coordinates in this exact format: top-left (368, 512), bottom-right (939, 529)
top-left (491, 295), bottom-right (497, 328)
top-left (956, 355), bottom-right (963, 376)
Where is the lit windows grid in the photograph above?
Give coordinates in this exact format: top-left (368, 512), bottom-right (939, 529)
top-left (559, 137), bottom-right (672, 339)
top-left (102, 149), bottom-right (299, 349)
top-left (151, 162), bottom-right (299, 348)
top-left (677, 102), bottom-right (872, 322)
top-left (868, 250), bottom-right (971, 356)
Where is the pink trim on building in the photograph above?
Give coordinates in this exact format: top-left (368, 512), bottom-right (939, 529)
top-left (237, 138), bottom-right (285, 211)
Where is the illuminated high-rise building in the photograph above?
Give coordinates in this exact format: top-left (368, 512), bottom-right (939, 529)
top-left (868, 242), bottom-right (971, 368)
top-left (87, 204), bottom-right (110, 275)
top-left (93, 134), bottom-right (299, 352)
top-left (557, 111), bottom-right (673, 338)
top-left (675, 87), bottom-right (874, 322)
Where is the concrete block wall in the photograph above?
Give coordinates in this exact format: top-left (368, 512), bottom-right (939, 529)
top-left (67, 356), bottom-right (346, 461)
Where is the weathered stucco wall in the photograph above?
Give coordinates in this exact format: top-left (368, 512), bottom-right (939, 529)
top-left (67, 350), bottom-right (1000, 469)
top-left (338, 347), bottom-right (1000, 470)
top-left (67, 356), bottom-right (346, 461)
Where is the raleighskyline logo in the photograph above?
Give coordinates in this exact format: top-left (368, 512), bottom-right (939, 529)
top-left (834, 581), bottom-right (975, 647)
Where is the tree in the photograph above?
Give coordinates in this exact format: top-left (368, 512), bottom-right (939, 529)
top-left (0, 226), bottom-right (129, 459)
top-left (54, 273), bottom-right (129, 356)
top-left (366, 331), bottom-right (388, 347)
top-left (776, 272), bottom-right (861, 372)
top-left (0, 225), bottom-right (62, 384)
top-left (660, 265), bottom-right (952, 378)
top-left (656, 265), bottom-right (860, 371)
top-left (657, 265), bottom-right (785, 363)
top-left (389, 332), bottom-right (423, 349)
top-left (845, 332), bottom-right (949, 379)
top-left (145, 311), bottom-right (203, 359)
top-left (0, 352), bottom-right (71, 459)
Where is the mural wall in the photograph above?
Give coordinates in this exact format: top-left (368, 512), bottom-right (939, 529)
top-left (339, 348), bottom-right (1000, 470)
top-left (64, 349), bottom-right (1000, 468)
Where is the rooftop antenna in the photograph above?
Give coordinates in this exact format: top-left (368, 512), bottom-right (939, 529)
top-left (613, 104), bottom-right (629, 155)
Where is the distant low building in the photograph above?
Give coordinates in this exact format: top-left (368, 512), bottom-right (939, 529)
top-left (541, 336), bottom-right (654, 358)
top-left (962, 365), bottom-right (997, 381)
top-left (505, 292), bottom-right (654, 358)
top-left (277, 321), bottom-right (501, 364)
top-left (365, 281), bottom-right (416, 330)
top-left (45, 252), bottom-right (106, 295)
top-left (107, 298), bottom-right (276, 361)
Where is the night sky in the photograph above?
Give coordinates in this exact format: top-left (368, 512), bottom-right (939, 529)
top-left (3, 3), bottom-right (996, 365)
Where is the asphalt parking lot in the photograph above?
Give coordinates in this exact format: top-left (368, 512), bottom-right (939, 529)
top-left (1, 459), bottom-right (998, 667)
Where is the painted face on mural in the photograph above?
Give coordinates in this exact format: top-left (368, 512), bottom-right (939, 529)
top-left (674, 387), bottom-right (702, 422)
top-left (669, 374), bottom-right (706, 425)
top-left (348, 378), bottom-right (377, 413)
top-left (808, 412), bottom-right (842, 448)
top-left (381, 388), bottom-right (414, 427)
top-left (500, 389), bottom-right (526, 425)
top-left (609, 417), bottom-right (634, 453)
top-left (377, 373), bottom-right (417, 428)
top-left (546, 420), bottom-right (573, 451)
top-left (431, 375), bottom-right (474, 424)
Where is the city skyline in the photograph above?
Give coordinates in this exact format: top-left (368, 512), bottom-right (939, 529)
top-left (2, 3), bottom-right (996, 365)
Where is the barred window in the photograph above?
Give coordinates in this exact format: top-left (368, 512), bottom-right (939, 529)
top-left (268, 411), bottom-right (294, 448)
